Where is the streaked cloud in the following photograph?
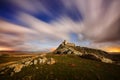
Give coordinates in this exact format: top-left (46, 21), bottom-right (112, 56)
top-left (0, 0), bottom-right (120, 51)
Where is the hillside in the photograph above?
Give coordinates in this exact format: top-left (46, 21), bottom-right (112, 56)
top-left (0, 54), bottom-right (120, 80)
top-left (0, 41), bottom-right (120, 80)
top-left (54, 40), bottom-right (115, 64)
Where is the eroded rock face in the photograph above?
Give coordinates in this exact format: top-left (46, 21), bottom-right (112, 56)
top-left (54, 40), bottom-right (114, 63)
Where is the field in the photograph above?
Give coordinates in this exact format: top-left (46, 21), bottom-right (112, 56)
top-left (0, 52), bottom-right (120, 80)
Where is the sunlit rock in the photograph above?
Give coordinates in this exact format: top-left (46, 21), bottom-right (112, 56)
top-left (13, 64), bottom-right (24, 73)
top-left (38, 58), bottom-right (43, 64)
top-left (33, 60), bottom-right (38, 65)
top-left (47, 58), bottom-right (56, 65)
top-left (24, 61), bottom-right (31, 66)
top-left (42, 57), bottom-right (47, 64)
top-left (101, 57), bottom-right (113, 63)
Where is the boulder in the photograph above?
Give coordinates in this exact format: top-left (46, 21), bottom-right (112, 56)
top-left (47, 58), bottom-right (56, 65)
top-left (33, 60), bottom-right (38, 65)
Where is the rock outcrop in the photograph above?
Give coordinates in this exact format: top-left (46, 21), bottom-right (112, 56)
top-left (54, 40), bottom-right (114, 63)
top-left (0, 54), bottom-right (56, 76)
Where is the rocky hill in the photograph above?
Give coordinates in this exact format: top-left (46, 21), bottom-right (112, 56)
top-left (0, 50), bottom-right (120, 80)
top-left (54, 40), bottom-right (114, 63)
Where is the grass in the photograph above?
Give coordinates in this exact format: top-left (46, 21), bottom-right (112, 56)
top-left (0, 57), bottom-right (26, 64)
top-left (0, 53), bottom-right (33, 64)
top-left (0, 54), bottom-right (120, 80)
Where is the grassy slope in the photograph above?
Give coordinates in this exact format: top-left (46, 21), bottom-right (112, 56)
top-left (0, 54), bottom-right (120, 80)
top-left (0, 57), bottom-right (27, 64)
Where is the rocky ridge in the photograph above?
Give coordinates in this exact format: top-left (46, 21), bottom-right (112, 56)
top-left (0, 54), bottom-right (56, 76)
top-left (54, 40), bottom-right (114, 63)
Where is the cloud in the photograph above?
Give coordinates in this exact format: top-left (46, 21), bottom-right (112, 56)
top-left (0, 12), bottom-right (84, 51)
top-left (10, 0), bottom-right (50, 14)
top-left (0, 20), bottom-right (38, 50)
top-left (80, 0), bottom-right (120, 43)
top-left (17, 12), bottom-right (84, 41)
top-left (0, 0), bottom-right (120, 51)
top-left (61, 0), bottom-right (120, 47)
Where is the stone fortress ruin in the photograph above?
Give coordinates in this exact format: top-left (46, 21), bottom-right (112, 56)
top-left (62, 40), bottom-right (75, 47)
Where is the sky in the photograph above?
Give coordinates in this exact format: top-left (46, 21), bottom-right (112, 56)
top-left (0, 0), bottom-right (120, 51)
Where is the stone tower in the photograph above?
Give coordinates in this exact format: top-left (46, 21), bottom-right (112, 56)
top-left (63, 40), bottom-right (67, 45)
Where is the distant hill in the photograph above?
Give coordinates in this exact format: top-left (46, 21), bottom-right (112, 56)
top-left (54, 40), bottom-right (116, 64)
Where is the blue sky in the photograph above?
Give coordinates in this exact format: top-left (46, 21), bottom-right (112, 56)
top-left (0, 0), bottom-right (120, 51)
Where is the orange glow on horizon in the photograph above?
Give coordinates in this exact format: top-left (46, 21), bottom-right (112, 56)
top-left (0, 47), bottom-right (14, 51)
top-left (103, 46), bottom-right (120, 52)
top-left (50, 48), bottom-right (56, 52)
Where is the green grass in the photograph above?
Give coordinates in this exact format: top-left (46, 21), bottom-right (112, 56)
top-left (0, 57), bottom-right (26, 64)
top-left (0, 54), bottom-right (120, 80)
